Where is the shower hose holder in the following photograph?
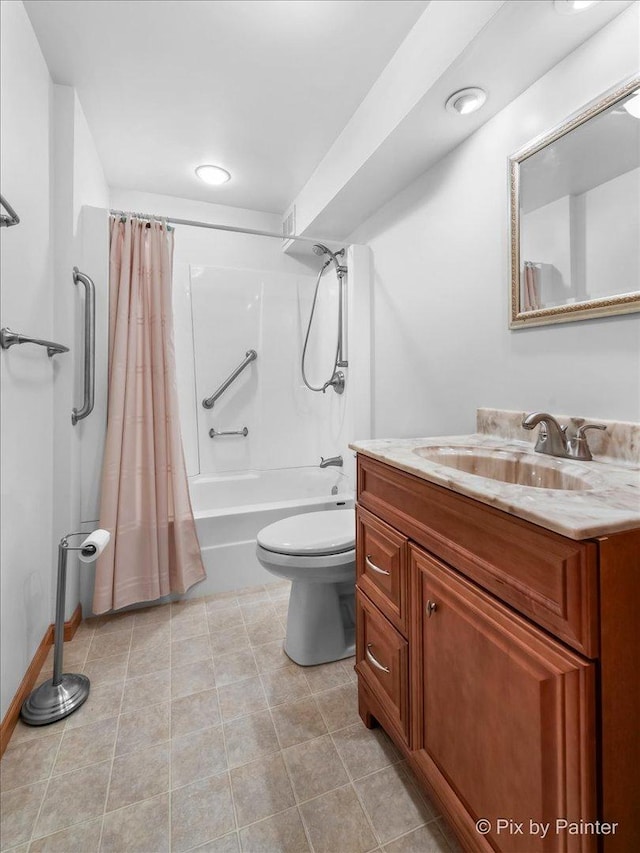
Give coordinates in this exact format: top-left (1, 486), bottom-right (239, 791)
top-left (21, 533), bottom-right (96, 726)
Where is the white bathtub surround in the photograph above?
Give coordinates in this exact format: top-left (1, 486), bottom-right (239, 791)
top-left (191, 468), bottom-right (354, 596)
top-left (94, 217), bottom-right (204, 613)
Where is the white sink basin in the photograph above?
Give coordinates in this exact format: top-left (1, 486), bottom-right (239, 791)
top-left (412, 445), bottom-right (595, 491)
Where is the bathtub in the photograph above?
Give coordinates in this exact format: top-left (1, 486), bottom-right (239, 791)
top-left (188, 467), bottom-right (354, 596)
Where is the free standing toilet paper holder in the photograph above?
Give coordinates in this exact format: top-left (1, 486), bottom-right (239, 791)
top-left (21, 531), bottom-right (105, 726)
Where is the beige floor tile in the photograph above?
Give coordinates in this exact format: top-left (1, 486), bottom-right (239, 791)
top-left (171, 659), bottom-right (216, 699)
top-left (207, 607), bottom-right (244, 635)
top-left (0, 780), bottom-right (47, 851)
top-left (121, 669), bottom-right (171, 714)
top-left (192, 832), bottom-right (240, 852)
top-left (214, 649), bottom-right (258, 687)
top-left (300, 785), bottom-right (376, 853)
top-left (81, 653), bottom-right (129, 687)
top-left (127, 642), bottom-right (170, 678)
top-left (223, 710), bottom-right (280, 768)
top-left (52, 716), bottom-right (118, 776)
top-left (217, 676), bottom-right (267, 722)
top-left (210, 626), bottom-right (251, 658)
top-left (436, 817), bottom-right (464, 853)
top-left (171, 598), bottom-right (207, 620)
top-left (283, 734), bottom-right (349, 802)
top-left (171, 633), bottom-right (212, 669)
top-left (230, 753), bottom-right (295, 827)
top-left (274, 600), bottom-right (290, 622)
top-left (247, 614), bottom-right (286, 647)
top-left (266, 581), bottom-right (291, 600)
top-left (107, 742), bottom-right (170, 812)
top-left (130, 622), bottom-right (170, 650)
top-left (171, 688), bottom-right (221, 738)
top-left (303, 660), bottom-right (352, 694)
top-left (43, 641), bottom-right (91, 670)
top-left (315, 682), bottom-right (360, 731)
top-left (5, 717), bottom-right (67, 749)
top-left (86, 630), bottom-right (132, 661)
top-left (29, 816), bottom-right (103, 852)
top-left (331, 723), bottom-right (401, 781)
top-left (132, 604), bottom-right (171, 626)
top-left (0, 732), bottom-right (61, 791)
top-left (252, 640), bottom-right (290, 674)
top-left (171, 772), bottom-right (235, 853)
top-left (354, 765), bottom-right (435, 845)
top-left (239, 601), bottom-right (278, 626)
top-left (101, 792), bottom-right (170, 852)
top-left (260, 667), bottom-right (310, 708)
top-left (93, 611), bottom-right (136, 635)
top-left (171, 614), bottom-right (208, 642)
top-left (271, 696), bottom-right (327, 749)
top-left (115, 702), bottom-right (170, 756)
top-left (64, 682), bottom-right (124, 730)
top-left (204, 592), bottom-right (239, 614)
top-left (382, 822), bottom-right (451, 853)
top-left (33, 760), bottom-right (111, 838)
top-left (239, 806), bottom-right (310, 853)
top-left (235, 586), bottom-right (269, 606)
top-left (171, 725), bottom-right (227, 788)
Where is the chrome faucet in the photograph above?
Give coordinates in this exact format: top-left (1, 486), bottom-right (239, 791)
top-left (320, 455), bottom-right (343, 468)
top-left (522, 412), bottom-right (606, 461)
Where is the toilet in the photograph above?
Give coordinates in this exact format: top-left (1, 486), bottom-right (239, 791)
top-left (256, 508), bottom-right (356, 666)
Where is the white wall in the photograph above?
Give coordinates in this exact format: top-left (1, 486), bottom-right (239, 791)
top-left (0, 0), bottom-right (54, 719)
top-left (348, 7), bottom-right (640, 439)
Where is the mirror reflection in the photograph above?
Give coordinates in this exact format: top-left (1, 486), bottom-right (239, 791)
top-left (510, 78), bottom-right (640, 327)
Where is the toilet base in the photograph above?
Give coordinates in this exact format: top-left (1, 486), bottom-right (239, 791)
top-left (284, 579), bottom-right (355, 666)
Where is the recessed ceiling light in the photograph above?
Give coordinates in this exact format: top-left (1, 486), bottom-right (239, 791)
top-left (445, 87), bottom-right (487, 116)
top-left (553, 0), bottom-right (601, 14)
top-left (195, 164), bottom-right (231, 186)
top-left (622, 91), bottom-right (640, 119)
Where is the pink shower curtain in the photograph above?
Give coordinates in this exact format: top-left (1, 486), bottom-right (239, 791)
top-left (93, 216), bottom-right (205, 614)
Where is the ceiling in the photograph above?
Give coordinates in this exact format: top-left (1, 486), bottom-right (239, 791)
top-left (24, 0), bottom-right (429, 214)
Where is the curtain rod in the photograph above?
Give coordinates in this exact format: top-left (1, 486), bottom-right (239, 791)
top-left (109, 209), bottom-right (325, 245)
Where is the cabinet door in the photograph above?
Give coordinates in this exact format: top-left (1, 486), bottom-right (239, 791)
top-left (411, 546), bottom-right (596, 853)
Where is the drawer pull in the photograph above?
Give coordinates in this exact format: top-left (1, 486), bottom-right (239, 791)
top-left (365, 555), bottom-right (391, 576)
top-left (366, 643), bottom-right (391, 673)
top-left (426, 600), bottom-right (438, 618)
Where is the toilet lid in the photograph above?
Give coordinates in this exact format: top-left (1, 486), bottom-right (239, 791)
top-left (257, 509), bottom-right (355, 556)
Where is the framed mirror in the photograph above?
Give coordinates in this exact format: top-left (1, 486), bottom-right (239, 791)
top-left (509, 75), bottom-right (640, 328)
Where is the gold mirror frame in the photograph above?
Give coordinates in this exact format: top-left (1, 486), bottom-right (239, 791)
top-left (509, 75), bottom-right (640, 329)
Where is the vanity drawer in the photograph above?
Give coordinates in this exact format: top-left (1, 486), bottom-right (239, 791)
top-left (356, 506), bottom-right (408, 634)
top-left (356, 588), bottom-right (409, 742)
top-left (357, 455), bottom-right (599, 658)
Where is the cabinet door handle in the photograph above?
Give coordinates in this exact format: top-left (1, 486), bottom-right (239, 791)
top-left (365, 555), bottom-right (390, 576)
top-left (426, 600), bottom-right (438, 618)
top-left (366, 643), bottom-right (391, 673)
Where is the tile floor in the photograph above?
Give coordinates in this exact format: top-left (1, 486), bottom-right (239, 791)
top-left (1, 582), bottom-right (460, 853)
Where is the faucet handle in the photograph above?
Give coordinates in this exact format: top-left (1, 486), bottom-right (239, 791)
top-left (575, 423), bottom-right (607, 439)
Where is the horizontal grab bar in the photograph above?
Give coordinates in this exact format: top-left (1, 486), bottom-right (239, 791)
top-left (0, 327), bottom-right (69, 357)
top-left (202, 349), bottom-right (257, 409)
top-left (209, 427), bottom-right (249, 438)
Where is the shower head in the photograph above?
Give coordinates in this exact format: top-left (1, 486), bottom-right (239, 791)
top-left (312, 244), bottom-right (346, 278)
top-left (312, 243), bottom-right (328, 256)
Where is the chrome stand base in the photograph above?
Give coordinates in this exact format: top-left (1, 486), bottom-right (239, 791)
top-left (21, 674), bottom-right (90, 726)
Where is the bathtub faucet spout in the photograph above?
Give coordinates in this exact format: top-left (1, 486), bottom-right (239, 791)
top-left (320, 455), bottom-right (343, 469)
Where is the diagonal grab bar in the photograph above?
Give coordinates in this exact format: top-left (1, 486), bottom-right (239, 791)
top-left (202, 349), bottom-right (257, 409)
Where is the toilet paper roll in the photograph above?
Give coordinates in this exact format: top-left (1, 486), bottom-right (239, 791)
top-left (79, 529), bottom-right (111, 563)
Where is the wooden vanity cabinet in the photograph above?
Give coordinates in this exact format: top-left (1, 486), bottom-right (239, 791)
top-left (355, 455), bottom-right (640, 853)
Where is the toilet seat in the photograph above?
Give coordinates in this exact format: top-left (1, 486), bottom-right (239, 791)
top-left (257, 508), bottom-right (355, 557)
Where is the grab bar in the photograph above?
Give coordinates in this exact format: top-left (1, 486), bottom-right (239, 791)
top-left (0, 194), bottom-right (20, 227)
top-left (71, 267), bottom-right (95, 425)
top-left (209, 427), bottom-right (249, 438)
top-left (0, 327), bottom-right (69, 357)
top-left (202, 349), bottom-right (257, 409)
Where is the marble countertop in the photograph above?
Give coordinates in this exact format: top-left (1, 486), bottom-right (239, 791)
top-left (349, 432), bottom-right (640, 540)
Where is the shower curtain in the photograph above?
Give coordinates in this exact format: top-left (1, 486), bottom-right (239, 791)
top-left (93, 216), bottom-right (205, 614)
